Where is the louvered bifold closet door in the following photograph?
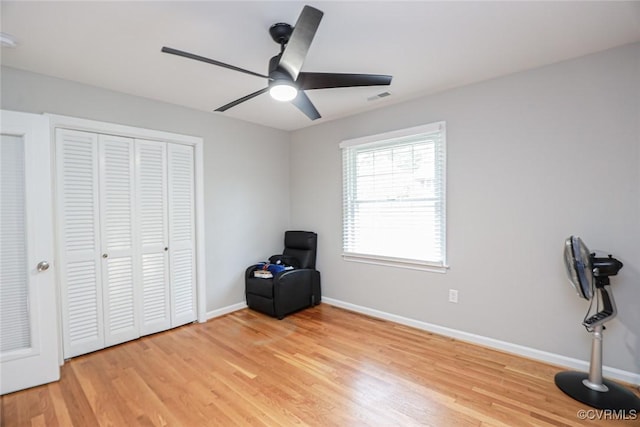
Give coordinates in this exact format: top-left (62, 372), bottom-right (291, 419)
top-left (56, 129), bottom-right (104, 358)
top-left (135, 140), bottom-right (171, 336)
top-left (98, 134), bottom-right (139, 347)
top-left (168, 144), bottom-right (197, 327)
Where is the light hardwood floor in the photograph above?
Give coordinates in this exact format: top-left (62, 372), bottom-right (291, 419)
top-left (2, 304), bottom-right (639, 426)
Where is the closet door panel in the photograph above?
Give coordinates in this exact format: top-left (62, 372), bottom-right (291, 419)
top-left (98, 134), bottom-right (138, 346)
top-left (136, 140), bottom-right (171, 336)
top-left (56, 129), bottom-right (104, 358)
top-left (168, 144), bottom-right (196, 327)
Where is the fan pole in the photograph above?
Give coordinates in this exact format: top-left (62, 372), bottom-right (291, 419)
top-left (585, 325), bottom-right (607, 391)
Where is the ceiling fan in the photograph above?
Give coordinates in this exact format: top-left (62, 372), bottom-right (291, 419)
top-left (161, 5), bottom-right (392, 120)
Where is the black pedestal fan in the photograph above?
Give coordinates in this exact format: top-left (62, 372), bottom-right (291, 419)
top-left (555, 236), bottom-right (640, 410)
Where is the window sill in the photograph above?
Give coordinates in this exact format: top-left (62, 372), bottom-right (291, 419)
top-left (342, 253), bottom-right (449, 273)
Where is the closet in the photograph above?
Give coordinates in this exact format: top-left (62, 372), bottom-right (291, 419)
top-left (55, 127), bottom-right (197, 358)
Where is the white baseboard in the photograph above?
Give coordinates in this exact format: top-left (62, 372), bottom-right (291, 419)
top-left (322, 297), bottom-right (640, 386)
top-left (206, 302), bottom-right (247, 320)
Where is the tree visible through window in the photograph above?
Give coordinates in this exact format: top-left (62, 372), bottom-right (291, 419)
top-left (341, 122), bottom-right (446, 269)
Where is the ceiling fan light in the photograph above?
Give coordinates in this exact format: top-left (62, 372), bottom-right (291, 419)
top-left (269, 81), bottom-right (297, 102)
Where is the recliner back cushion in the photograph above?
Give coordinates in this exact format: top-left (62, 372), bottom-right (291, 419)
top-left (283, 231), bottom-right (317, 269)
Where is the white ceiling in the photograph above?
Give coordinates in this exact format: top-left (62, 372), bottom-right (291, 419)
top-left (2, 1), bottom-right (639, 131)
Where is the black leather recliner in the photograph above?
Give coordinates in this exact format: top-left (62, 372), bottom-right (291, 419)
top-left (245, 231), bottom-right (321, 319)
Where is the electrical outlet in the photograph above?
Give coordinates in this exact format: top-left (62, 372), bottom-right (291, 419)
top-left (448, 289), bottom-right (458, 303)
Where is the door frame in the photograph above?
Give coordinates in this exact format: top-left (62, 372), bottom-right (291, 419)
top-left (46, 114), bottom-right (207, 363)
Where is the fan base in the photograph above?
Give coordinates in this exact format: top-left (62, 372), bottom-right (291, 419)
top-left (555, 371), bottom-right (640, 410)
top-left (269, 23), bottom-right (293, 45)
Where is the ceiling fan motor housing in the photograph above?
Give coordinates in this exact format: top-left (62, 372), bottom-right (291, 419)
top-left (269, 23), bottom-right (293, 45)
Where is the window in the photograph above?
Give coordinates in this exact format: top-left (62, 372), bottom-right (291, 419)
top-left (341, 122), bottom-right (446, 271)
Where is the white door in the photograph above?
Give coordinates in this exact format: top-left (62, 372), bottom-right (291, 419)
top-left (56, 129), bottom-right (104, 358)
top-left (0, 110), bottom-right (59, 394)
top-left (168, 144), bottom-right (197, 327)
top-left (136, 140), bottom-right (171, 336)
top-left (98, 134), bottom-right (138, 346)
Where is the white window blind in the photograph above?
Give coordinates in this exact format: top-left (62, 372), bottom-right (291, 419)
top-left (0, 134), bottom-right (31, 352)
top-left (341, 122), bottom-right (446, 270)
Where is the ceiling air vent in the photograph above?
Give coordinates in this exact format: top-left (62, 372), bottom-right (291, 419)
top-left (367, 91), bottom-right (391, 101)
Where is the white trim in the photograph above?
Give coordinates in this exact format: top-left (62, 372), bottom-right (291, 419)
top-left (194, 142), bottom-right (206, 323)
top-left (45, 114), bottom-right (201, 146)
top-left (439, 124), bottom-right (448, 267)
top-left (322, 297), bottom-right (640, 386)
top-left (46, 114), bottom-right (207, 324)
top-left (340, 121), bottom-right (445, 149)
top-left (342, 253), bottom-right (448, 273)
top-left (206, 302), bottom-right (248, 320)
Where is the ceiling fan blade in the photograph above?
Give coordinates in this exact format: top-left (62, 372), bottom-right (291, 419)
top-left (162, 46), bottom-right (270, 79)
top-left (291, 91), bottom-right (321, 120)
top-left (279, 6), bottom-right (323, 81)
top-left (215, 87), bottom-right (269, 112)
top-left (298, 72), bottom-right (393, 90)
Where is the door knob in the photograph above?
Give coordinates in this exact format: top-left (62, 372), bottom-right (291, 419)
top-left (102, 254), bottom-right (108, 258)
top-left (37, 261), bottom-right (50, 272)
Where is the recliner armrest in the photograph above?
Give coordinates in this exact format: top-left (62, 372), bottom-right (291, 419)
top-left (245, 264), bottom-right (263, 281)
top-left (273, 268), bottom-right (313, 283)
top-left (271, 269), bottom-right (315, 316)
top-left (272, 269), bottom-right (319, 298)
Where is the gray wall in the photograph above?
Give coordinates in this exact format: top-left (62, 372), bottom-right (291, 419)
top-left (1, 66), bottom-right (291, 312)
top-left (3, 42), bottom-right (638, 374)
top-left (290, 43), bottom-right (640, 374)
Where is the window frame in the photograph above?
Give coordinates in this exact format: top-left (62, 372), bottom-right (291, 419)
top-left (340, 121), bottom-right (448, 273)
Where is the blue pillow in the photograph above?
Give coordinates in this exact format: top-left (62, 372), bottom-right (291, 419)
top-left (255, 263), bottom-right (286, 275)
top-left (267, 264), bottom-right (286, 275)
